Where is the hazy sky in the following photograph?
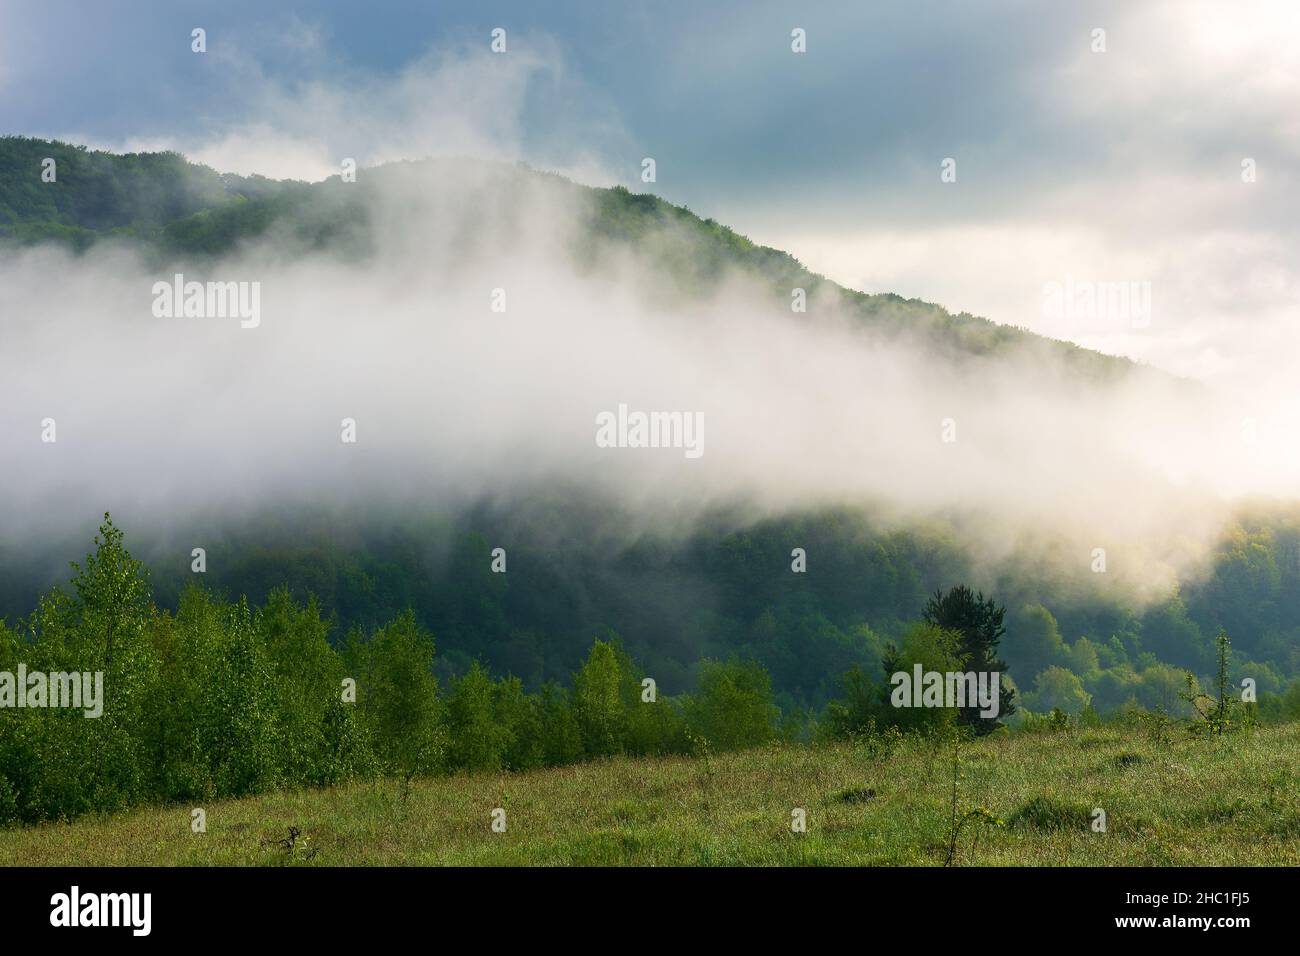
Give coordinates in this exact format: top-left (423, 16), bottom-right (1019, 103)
top-left (2, 0), bottom-right (1297, 388)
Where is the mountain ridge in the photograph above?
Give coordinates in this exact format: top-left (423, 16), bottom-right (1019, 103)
top-left (1, 135), bottom-right (1143, 383)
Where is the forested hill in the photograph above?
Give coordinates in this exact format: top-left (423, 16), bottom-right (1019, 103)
top-left (7, 134), bottom-right (1292, 724)
top-left (0, 135), bottom-right (1133, 380)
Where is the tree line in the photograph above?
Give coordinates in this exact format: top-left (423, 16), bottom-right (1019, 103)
top-left (4, 515), bottom-right (1297, 829)
top-left (0, 516), bottom-right (784, 827)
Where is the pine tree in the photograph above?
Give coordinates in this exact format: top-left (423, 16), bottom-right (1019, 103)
top-left (921, 585), bottom-right (1016, 734)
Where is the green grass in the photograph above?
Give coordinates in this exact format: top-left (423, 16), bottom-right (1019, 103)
top-left (3, 723), bottom-right (1297, 866)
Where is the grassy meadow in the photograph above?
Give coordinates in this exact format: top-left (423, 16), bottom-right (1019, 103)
top-left (3, 722), bottom-right (1297, 867)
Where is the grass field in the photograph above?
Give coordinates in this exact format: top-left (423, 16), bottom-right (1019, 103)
top-left (3, 723), bottom-right (1297, 866)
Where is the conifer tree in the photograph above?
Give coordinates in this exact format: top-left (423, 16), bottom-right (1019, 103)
top-left (922, 585), bottom-right (1016, 733)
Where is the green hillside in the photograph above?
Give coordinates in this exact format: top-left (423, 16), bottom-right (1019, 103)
top-left (0, 136), bottom-right (1130, 379)
top-left (3, 140), bottom-right (1299, 849)
top-left (1, 137), bottom-right (1297, 740)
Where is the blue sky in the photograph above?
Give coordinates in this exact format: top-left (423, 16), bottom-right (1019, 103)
top-left (2, 0), bottom-right (1297, 385)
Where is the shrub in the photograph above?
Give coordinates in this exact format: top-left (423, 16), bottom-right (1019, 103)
top-left (683, 659), bottom-right (777, 752)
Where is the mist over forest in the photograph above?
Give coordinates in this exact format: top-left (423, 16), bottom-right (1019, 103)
top-left (4, 6), bottom-right (1300, 893)
top-left (3, 134), bottom-right (1300, 721)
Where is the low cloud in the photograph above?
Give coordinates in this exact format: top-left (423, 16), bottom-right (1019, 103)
top-left (0, 155), bottom-right (1288, 607)
top-left (4, 22), bottom-right (1298, 609)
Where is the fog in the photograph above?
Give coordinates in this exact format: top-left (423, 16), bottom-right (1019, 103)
top-left (4, 36), bottom-right (1299, 608)
top-left (2, 151), bottom-right (1294, 606)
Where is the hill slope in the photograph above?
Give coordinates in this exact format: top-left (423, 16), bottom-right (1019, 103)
top-left (0, 136), bottom-right (1134, 381)
top-left (0, 137), bottom-right (1294, 715)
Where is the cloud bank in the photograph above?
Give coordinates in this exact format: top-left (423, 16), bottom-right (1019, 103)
top-left (0, 154), bottom-right (1290, 605)
top-left (3, 19), bottom-right (1298, 606)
